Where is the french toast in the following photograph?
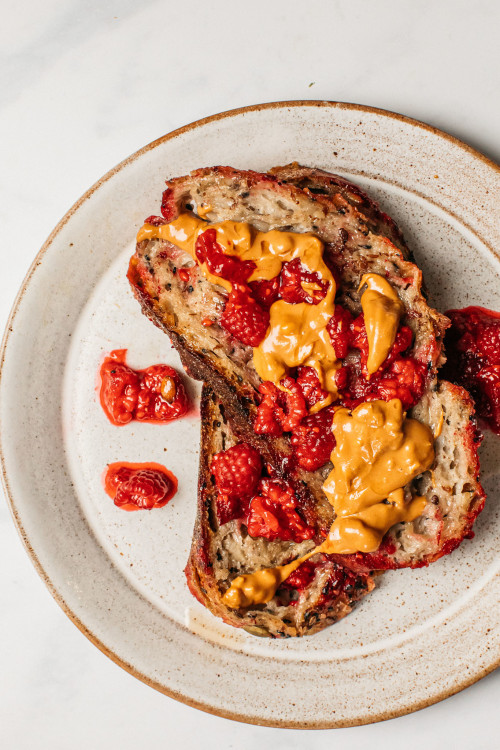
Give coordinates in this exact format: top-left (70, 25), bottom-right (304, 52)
top-left (128, 165), bottom-right (485, 635)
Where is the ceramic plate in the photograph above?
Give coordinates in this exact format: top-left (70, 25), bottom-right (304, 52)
top-left (1, 102), bottom-right (499, 728)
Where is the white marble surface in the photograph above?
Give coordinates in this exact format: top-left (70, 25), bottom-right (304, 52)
top-left (1, 1), bottom-right (499, 747)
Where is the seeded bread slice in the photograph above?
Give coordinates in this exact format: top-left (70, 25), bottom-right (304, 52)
top-left (128, 165), bottom-right (484, 570)
top-left (186, 378), bottom-right (484, 636)
top-left (184, 385), bottom-right (376, 638)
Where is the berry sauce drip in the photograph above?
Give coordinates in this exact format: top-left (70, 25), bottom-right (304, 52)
top-left (104, 462), bottom-right (178, 511)
top-left (99, 349), bottom-right (189, 426)
top-left (442, 306), bottom-right (500, 435)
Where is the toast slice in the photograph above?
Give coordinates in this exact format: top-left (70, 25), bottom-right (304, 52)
top-left (185, 384), bottom-right (376, 637)
top-left (184, 379), bottom-right (484, 635)
top-left (128, 165), bottom-right (485, 574)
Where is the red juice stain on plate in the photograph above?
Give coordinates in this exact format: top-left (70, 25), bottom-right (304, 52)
top-left (443, 306), bottom-right (500, 435)
top-left (104, 462), bottom-right (178, 511)
top-left (99, 349), bottom-right (189, 426)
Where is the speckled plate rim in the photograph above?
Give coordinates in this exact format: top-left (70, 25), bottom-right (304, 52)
top-left (1, 100), bottom-right (499, 729)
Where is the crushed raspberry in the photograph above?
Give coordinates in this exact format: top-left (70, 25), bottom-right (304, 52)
top-left (327, 305), bottom-right (354, 359)
top-left (220, 284), bottom-right (270, 347)
top-left (114, 470), bottom-right (172, 510)
top-left (443, 306), bottom-right (500, 434)
top-left (334, 365), bottom-right (349, 392)
top-left (280, 560), bottom-right (317, 591)
top-left (253, 378), bottom-right (307, 436)
top-left (291, 406), bottom-right (336, 471)
top-left (349, 315), bottom-right (414, 377)
top-left (144, 215), bottom-right (167, 226)
top-left (99, 350), bottom-right (189, 425)
top-left (341, 356), bottom-right (427, 410)
top-left (383, 325), bottom-right (413, 365)
top-left (216, 492), bottom-right (251, 526)
top-left (280, 557), bottom-right (362, 607)
top-left (104, 463), bottom-right (177, 511)
top-left (161, 188), bottom-right (176, 221)
top-left (99, 359), bottom-right (140, 425)
top-left (246, 479), bottom-right (314, 542)
top-left (348, 314), bottom-right (370, 372)
top-left (195, 229), bottom-right (256, 284)
top-left (279, 258), bottom-right (329, 304)
top-left (253, 382), bottom-right (283, 436)
top-left (374, 357), bottom-right (427, 408)
top-left (295, 366), bottom-right (329, 408)
top-left (210, 443), bottom-right (262, 498)
top-left (249, 277), bottom-right (280, 309)
top-left (325, 305), bottom-right (425, 409)
top-left (134, 365), bottom-right (190, 422)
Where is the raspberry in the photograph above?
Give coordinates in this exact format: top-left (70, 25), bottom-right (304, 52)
top-left (253, 382), bottom-right (283, 436)
top-left (114, 470), bottom-right (171, 510)
top-left (195, 229), bottom-right (256, 284)
top-left (375, 357), bottom-right (426, 409)
top-left (100, 352), bottom-right (189, 426)
top-left (291, 406), bottom-right (336, 471)
top-left (160, 188), bottom-right (176, 221)
top-left (249, 276), bottom-right (280, 309)
top-left (246, 479), bottom-right (314, 542)
top-left (349, 315), bottom-right (414, 376)
top-left (135, 365), bottom-right (189, 422)
top-left (382, 325), bottom-right (413, 367)
top-left (144, 215), bottom-right (167, 226)
top-left (335, 365), bottom-right (349, 392)
top-left (443, 307), bottom-right (500, 434)
top-left (210, 443), bottom-right (262, 498)
top-left (216, 492), bottom-right (251, 526)
top-left (253, 377), bottom-right (307, 435)
top-left (349, 313), bottom-right (369, 364)
top-left (341, 356), bottom-right (427, 410)
top-left (295, 366), bottom-right (329, 408)
top-left (107, 468), bottom-right (175, 511)
top-left (277, 377), bottom-right (308, 430)
top-left (99, 360), bottom-right (140, 426)
top-left (279, 258), bottom-right (329, 304)
top-left (476, 366), bottom-right (500, 427)
top-left (340, 364), bottom-right (372, 407)
top-left (220, 284), bottom-right (270, 347)
top-left (280, 560), bottom-right (317, 591)
top-left (327, 305), bottom-right (354, 359)
top-left (253, 382), bottom-right (284, 436)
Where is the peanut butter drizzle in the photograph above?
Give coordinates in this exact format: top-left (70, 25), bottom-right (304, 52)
top-left (221, 399), bottom-right (434, 609)
top-left (359, 273), bottom-right (405, 375)
top-left (221, 555), bottom-right (314, 609)
top-left (137, 215), bottom-right (339, 396)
